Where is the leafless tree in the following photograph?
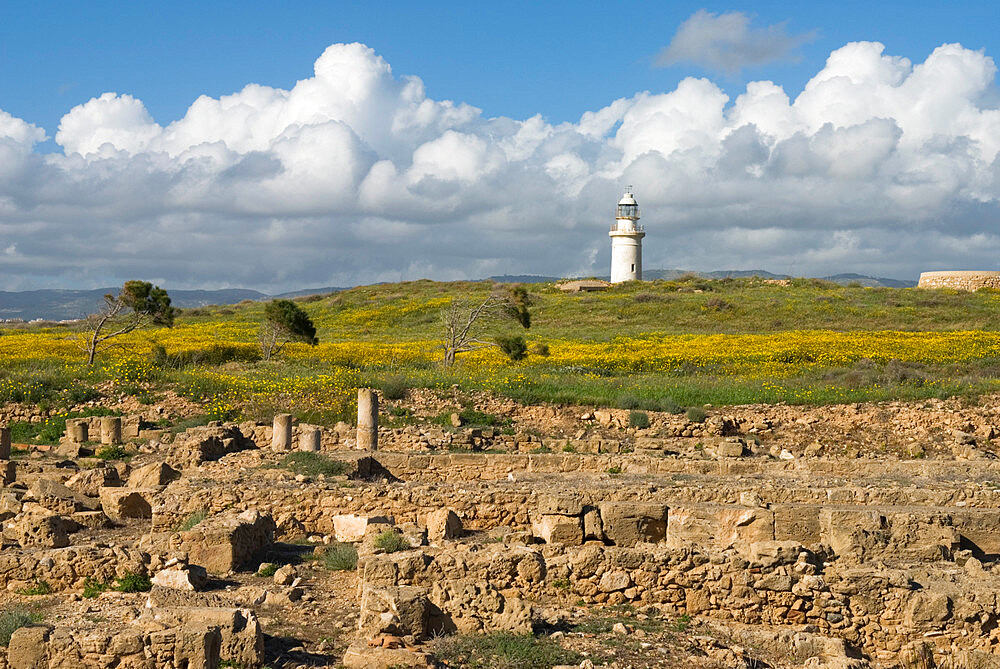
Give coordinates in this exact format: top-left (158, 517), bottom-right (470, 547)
top-left (441, 286), bottom-right (530, 366)
top-left (81, 281), bottom-right (173, 365)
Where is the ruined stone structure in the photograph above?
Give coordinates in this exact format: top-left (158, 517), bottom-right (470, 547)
top-left (917, 270), bottom-right (1000, 290)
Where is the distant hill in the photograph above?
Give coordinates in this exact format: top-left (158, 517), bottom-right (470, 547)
top-left (0, 286), bottom-right (342, 322)
top-left (492, 270), bottom-right (916, 288)
top-left (0, 270), bottom-right (916, 322)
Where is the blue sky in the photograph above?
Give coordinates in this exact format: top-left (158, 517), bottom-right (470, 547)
top-left (1, 2), bottom-right (999, 290)
top-left (5, 1), bottom-right (996, 142)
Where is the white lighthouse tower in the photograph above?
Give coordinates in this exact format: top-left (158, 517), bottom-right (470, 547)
top-left (609, 186), bottom-right (645, 283)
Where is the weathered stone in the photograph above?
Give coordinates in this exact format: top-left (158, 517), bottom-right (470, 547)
top-left (271, 413), bottom-right (293, 451)
top-left (905, 592), bottom-right (952, 627)
top-left (0, 425), bottom-right (10, 459)
top-left (358, 389), bottom-right (379, 451)
top-left (598, 501), bottom-right (667, 546)
top-left (100, 487), bottom-right (154, 522)
top-left (7, 624), bottom-right (50, 669)
top-left (151, 564), bottom-right (209, 591)
top-left (9, 511), bottom-right (75, 548)
top-left (176, 509), bottom-right (275, 574)
top-left (598, 570), bottom-right (631, 592)
top-left (145, 607), bottom-right (263, 667)
top-left (342, 641), bottom-right (434, 669)
top-left (426, 508), bottom-right (462, 542)
top-left (100, 416), bottom-right (122, 445)
top-left (359, 585), bottom-right (432, 639)
top-left (299, 426), bottom-right (321, 452)
top-left (531, 514), bottom-right (583, 545)
top-left (65, 466), bottom-right (122, 497)
top-left (127, 461), bottom-right (181, 488)
top-left (27, 478), bottom-right (99, 514)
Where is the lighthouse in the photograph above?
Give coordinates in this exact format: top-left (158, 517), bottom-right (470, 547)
top-left (609, 186), bottom-right (645, 283)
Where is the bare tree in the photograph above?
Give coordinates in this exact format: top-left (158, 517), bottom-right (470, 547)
top-left (82, 281), bottom-right (174, 365)
top-left (441, 286), bottom-right (531, 366)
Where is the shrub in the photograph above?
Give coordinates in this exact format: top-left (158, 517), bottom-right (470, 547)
top-left (81, 578), bottom-right (107, 599)
top-left (530, 342), bottom-right (550, 357)
top-left (96, 444), bottom-right (129, 460)
top-left (686, 407), bottom-right (708, 423)
top-left (318, 542), bottom-right (358, 571)
top-left (615, 394), bottom-right (642, 410)
top-left (495, 335), bottom-right (528, 362)
top-left (658, 396), bottom-right (684, 414)
top-left (628, 411), bottom-right (650, 429)
top-left (374, 531), bottom-right (410, 554)
top-left (0, 609), bottom-right (41, 647)
top-left (257, 563), bottom-right (279, 578)
top-left (20, 581), bottom-right (51, 596)
top-left (606, 466), bottom-right (622, 475)
top-left (113, 572), bottom-right (152, 593)
top-left (379, 375), bottom-right (409, 400)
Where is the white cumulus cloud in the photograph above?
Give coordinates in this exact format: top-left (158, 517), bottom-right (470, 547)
top-left (0, 40), bottom-right (999, 291)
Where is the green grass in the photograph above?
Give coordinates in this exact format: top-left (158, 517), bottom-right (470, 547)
top-left (373, 531), bottom-right (410, 554)
top-left (95, 444), bottom-right (129, 460)
top-left (628, 410), bottom-right (650, 428)
top-left (175, 509), bottom-right (208, 532)
top-left (430, 632), bottom-right (583, 669)
top-left (267, 452), bottom-right (349, 477)
top-left (19, 581), bottom-right (51, 596)
top-left (0, 609), bottom-right (42, 647)
top-left (113, 572), bottom-right (151, 593)
top-left (316, 542), bottom-right (358, 571)
top-left (81, 577), bottom-right (107, 599)
top-left (256, 563), bottom-right (279, 578)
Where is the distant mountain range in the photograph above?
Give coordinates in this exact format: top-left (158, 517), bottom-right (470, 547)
top-left (489, 269), bottom-right (917, 289)
top-left (1, 270), bottom-right (916, 322)
top-left (0, 287), bottom-right (341, 322)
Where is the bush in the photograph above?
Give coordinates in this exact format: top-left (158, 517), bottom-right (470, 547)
top-left (628, 411), bottom-right (650, 429)
top-left (530, 342), bottom-right (550, 357)
top-left (686, 407), bottom-right (708, 423)
top-left (495, 335), bottom-right (528, 362)
top-left (318, 542), bottom-right (358, 571)
top-left (379, 375), bottom-right (409, 400)
top-left (374, 531), bottom-right (410, 554)
top-left (0, 609), bottom-right (41, 647)
top-left (113, 572), bottom-right (152, 593)
top-left (271, 452), bottom-right (349, 477)
top-left (256, 563), bottom-right (279, 578)
top-left (81, 578), bottom-right (107, 599)
top-left (658, 396), bottom-right (684, 414)
top-left (96, 444), bottom-right (129, 460)
top-left (20, 581), bottom-right (51, 596)
top-left (615, 394), bottom-right (642, 410)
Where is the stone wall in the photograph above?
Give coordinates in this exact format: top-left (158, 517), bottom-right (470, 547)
top-left (917, 270), bottom-right (1000, 291)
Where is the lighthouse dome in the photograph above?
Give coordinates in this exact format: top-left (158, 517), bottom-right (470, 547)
top-left (618, 193), bottom-right (638, 206)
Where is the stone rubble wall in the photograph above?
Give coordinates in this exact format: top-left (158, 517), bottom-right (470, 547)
top-left (917, 271), bottom-right (1000, 291)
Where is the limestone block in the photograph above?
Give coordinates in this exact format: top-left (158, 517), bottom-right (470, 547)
top-left (429, 578), bottom-right (532, 634)
top-left (531, 514), bottom-right (583, 545)
top-left (71, 510), bottom-right (112, 529)
top-left (749, 540), bottom-right (804, 569)
top-left (0, 425), bottom-right (10, 459)
top-left (714, 437), bottom-right (746, 458)
top-left (146, 607), bottom-right (263, 667)
top-left (64, 466), bottom-right (122, 497)
top-left (358, 585), bottom-right (432, 639)
top-left (583, 507), bottom-right (604, 541)
top-left (598, 570), bottom-right (631, 592)
top-left (177, 509), bottom-right (275, 574)
top-left (65, 419), bottom-right (88, 443)
top-left (152, 564), bottom-right (209, 591)
top-left (536, 494), bottom-right (584, 516)
top-left (10, 511), bottom-right (76, 548)
top-left (715, 506), bottom-right (775, 552)
top-left (904, 592), bottom-right (952, 628)
top-left (128, 461), bottom-right (181, 488)
top-left (599, 501), bottom-right (667, 546)
top-left (333, 514), bottom-right (389, 543)
top-left (0, 460), bottom-right (14, 485)
top-left (27, 478), bottom-right (99, 513)
top-left (100, 487), bottom-right (154, 522)
top-left (426, 508), bottom-right (462, 543)
top-left (7, 624), bottom-right (50, 669)
top-left (342, 641), bottom-right (435, 669)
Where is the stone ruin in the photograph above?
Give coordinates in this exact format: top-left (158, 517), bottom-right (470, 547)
top-left (3, 390), bottom-right (1000, 666)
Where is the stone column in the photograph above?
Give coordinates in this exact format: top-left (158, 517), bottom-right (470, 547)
top-left (100, 417), bottom-right (122, 445)
top-left (357, 389), bottom-right (378, 451)
top-left (272, 414), bottom-right (293, 451)
top-left (299, 426), bottom-right (321, 452)
top-left (68, 420), bottom-right (88, 444)
top-left (0, 426), bottom-right (10, 460)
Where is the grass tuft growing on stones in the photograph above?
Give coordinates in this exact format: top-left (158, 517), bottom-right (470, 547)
top-left (0, 609), bottom-right (42, 647)
top-left (373, 531), bottom-right (410, 554)
top-left (430, 632), bottom-right (582, 669)
top-left (95, 444), bottom-right (129, 460)
top-left (269, 452), bottom-right (348, 477)
top-left (175, 509), bottom-right (208, 532)
top-left (20, 580), bottom-right (51, 596)
top-left (316, 542), bottom-right (358, 571)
